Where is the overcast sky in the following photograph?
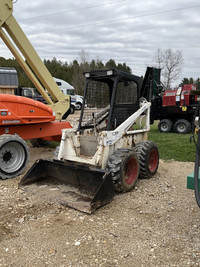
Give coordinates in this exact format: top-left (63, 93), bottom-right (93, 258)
top-left (0, 0), bottom-right (199, 85)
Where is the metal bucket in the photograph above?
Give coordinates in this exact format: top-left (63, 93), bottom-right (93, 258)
top-left (19, 159), bottom-right (114, 214)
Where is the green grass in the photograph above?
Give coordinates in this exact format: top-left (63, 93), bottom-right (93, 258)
top-left (148, 122), bottom-right (196, 162)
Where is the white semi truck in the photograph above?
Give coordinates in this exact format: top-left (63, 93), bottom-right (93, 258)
top-left (53, 77), bottom-right (83, 110)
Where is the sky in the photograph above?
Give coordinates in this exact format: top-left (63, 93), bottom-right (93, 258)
top-left (0, 0), bottom-right (199, 86)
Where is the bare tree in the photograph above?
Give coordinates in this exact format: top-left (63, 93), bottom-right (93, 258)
top-left (71, 50), bottom-right (90, 95)
top-left (78, 49), bottom-right (90, 69)
top-left (153, 49), bottom-right (184, 89)
top-left (153, 48), bottom-right (163, 70)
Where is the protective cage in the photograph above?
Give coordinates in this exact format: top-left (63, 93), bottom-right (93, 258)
top-left (78, 69), bottom-right (141, 131)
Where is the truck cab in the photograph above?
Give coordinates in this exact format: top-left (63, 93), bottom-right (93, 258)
top-left (15, 87), bottom-right (46, 103)
top-left (53, 77), bottom-right (83, 110)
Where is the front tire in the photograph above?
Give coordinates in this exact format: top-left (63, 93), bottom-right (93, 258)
top-left (0, 134), bottom-right (29, 179)
top-left (75, 102), bottom-right (82, 110)
top-left (135, 141), bottom-right (159, 178)
top-left (107, 148), bottom-right (139, 192)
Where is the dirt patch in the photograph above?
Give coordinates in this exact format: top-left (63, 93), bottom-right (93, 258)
top-left (0, 145), bottom-right (200, 266)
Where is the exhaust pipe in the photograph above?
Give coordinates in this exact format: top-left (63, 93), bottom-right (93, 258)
top-left (19, 159), bottom-right (114, 214)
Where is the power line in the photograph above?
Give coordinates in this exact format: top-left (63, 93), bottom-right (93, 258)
top-left (28, 4), bottom-right (200, 35)
top-left (17, 0), bottom-right (127, 21)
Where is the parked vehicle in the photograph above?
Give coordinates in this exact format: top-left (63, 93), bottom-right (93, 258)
top-left (15, 87), bottom-right (46, 103)
top-left (20, 69), bottom-right (159, 213)
top-left (141, 67), bottom-right (198, 134)
top-left (54, 77), bottom-right (83, 110)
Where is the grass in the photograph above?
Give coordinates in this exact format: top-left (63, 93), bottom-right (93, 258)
top-left (148, 122), bottom-right (196, 162)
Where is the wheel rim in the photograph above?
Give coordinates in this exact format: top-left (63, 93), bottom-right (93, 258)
top-left (177, 123), bottom-right (186, 133)
top-left (125, 157), bottom-right (138, 185)
top-left (161, 123), bottom-right (169, 131)
top-left (0, 141), bottom-right (26, 174)
top-left (76, 103), bottom-right (82, 110)
top-left (148, 148), bottom-right (159, 174)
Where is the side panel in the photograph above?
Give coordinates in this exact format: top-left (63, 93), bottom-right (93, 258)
top-left (0, 94), bottom-right (54, 125)
top-left (0, 121), bottom-right (72, 140)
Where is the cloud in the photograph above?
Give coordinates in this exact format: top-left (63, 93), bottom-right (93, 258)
top-left (0, 0), bottom-right (199, 84)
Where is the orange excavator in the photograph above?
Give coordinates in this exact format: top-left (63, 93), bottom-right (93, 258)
top-left (0, 0), bottom-right (72, 179)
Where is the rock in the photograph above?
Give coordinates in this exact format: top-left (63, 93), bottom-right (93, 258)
top-left (49, 187), bottom-right (59, 191)
top-left (19, 217), bottom-right (24, 224)
top-left (88, 236), bottom-right (92, 241)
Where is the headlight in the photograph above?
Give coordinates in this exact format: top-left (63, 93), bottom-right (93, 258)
top-left (85, 73), bottom-right (90, 78)
top-left (107, 70), bottom-right (113, 76)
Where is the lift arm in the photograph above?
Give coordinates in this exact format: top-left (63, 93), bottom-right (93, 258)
top-left (0, 0), bottom-right (70, 120)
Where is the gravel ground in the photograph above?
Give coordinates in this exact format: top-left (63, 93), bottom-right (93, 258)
top-left (0, 145), bottom-right (200, 267)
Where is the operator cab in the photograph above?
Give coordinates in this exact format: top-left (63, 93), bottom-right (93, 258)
top-left (78, 69), bottom-right (141, 132)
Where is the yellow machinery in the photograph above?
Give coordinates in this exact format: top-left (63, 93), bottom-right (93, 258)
top-left (0, 0), bottom-right (72, 179)
top-left (0, 0), bottom-right (70, 120)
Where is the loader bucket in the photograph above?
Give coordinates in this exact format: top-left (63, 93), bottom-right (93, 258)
top-left (19, 159), bottom-right (114, 214)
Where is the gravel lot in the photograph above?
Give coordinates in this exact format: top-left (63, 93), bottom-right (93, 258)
top-left (0, 144), bottom-right (200, 267)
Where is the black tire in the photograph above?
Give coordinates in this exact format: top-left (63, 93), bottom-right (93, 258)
top-left (106, 148), bottom-right (139, 192)
top-left (30, 138), bottom-right (50, 147)
top-left (158, 119), bottom-right (173, 133)
top-left (135, 141), bottom-right (159, 178)
top-left (0, 134), bottom-right (29, 179)
top-left (173, 119), bottom-right (191, 134)
top-left (75, 102), bottom-right (82, 110)
top-left (70, 105), bottom-right (75, 114)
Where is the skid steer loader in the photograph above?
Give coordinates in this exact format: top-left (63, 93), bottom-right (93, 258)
top-left (20, 69), bottom-right (159, 213)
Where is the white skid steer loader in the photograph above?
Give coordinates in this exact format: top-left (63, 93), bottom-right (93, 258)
top-left (20, 69), bottom-right (159, 213)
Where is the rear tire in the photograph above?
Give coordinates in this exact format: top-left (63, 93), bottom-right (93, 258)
top-left (135, 141), bottom-right (159, 178)
top-left (0, 134), bottom-right (29, 179)
top-left (173, 119), bottom-right (191, 134)
top-left (158, 119), bottom-right (173, 133)
top-left (106, 148), bottom-right (139, 192)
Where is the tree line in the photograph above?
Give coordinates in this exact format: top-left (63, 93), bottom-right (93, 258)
top-left (0, 53), bottom-right (131, 95)
top-left (0, 48), bottom-right (199, 93)
top-left (182, 77), bottom-right (200, 90)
